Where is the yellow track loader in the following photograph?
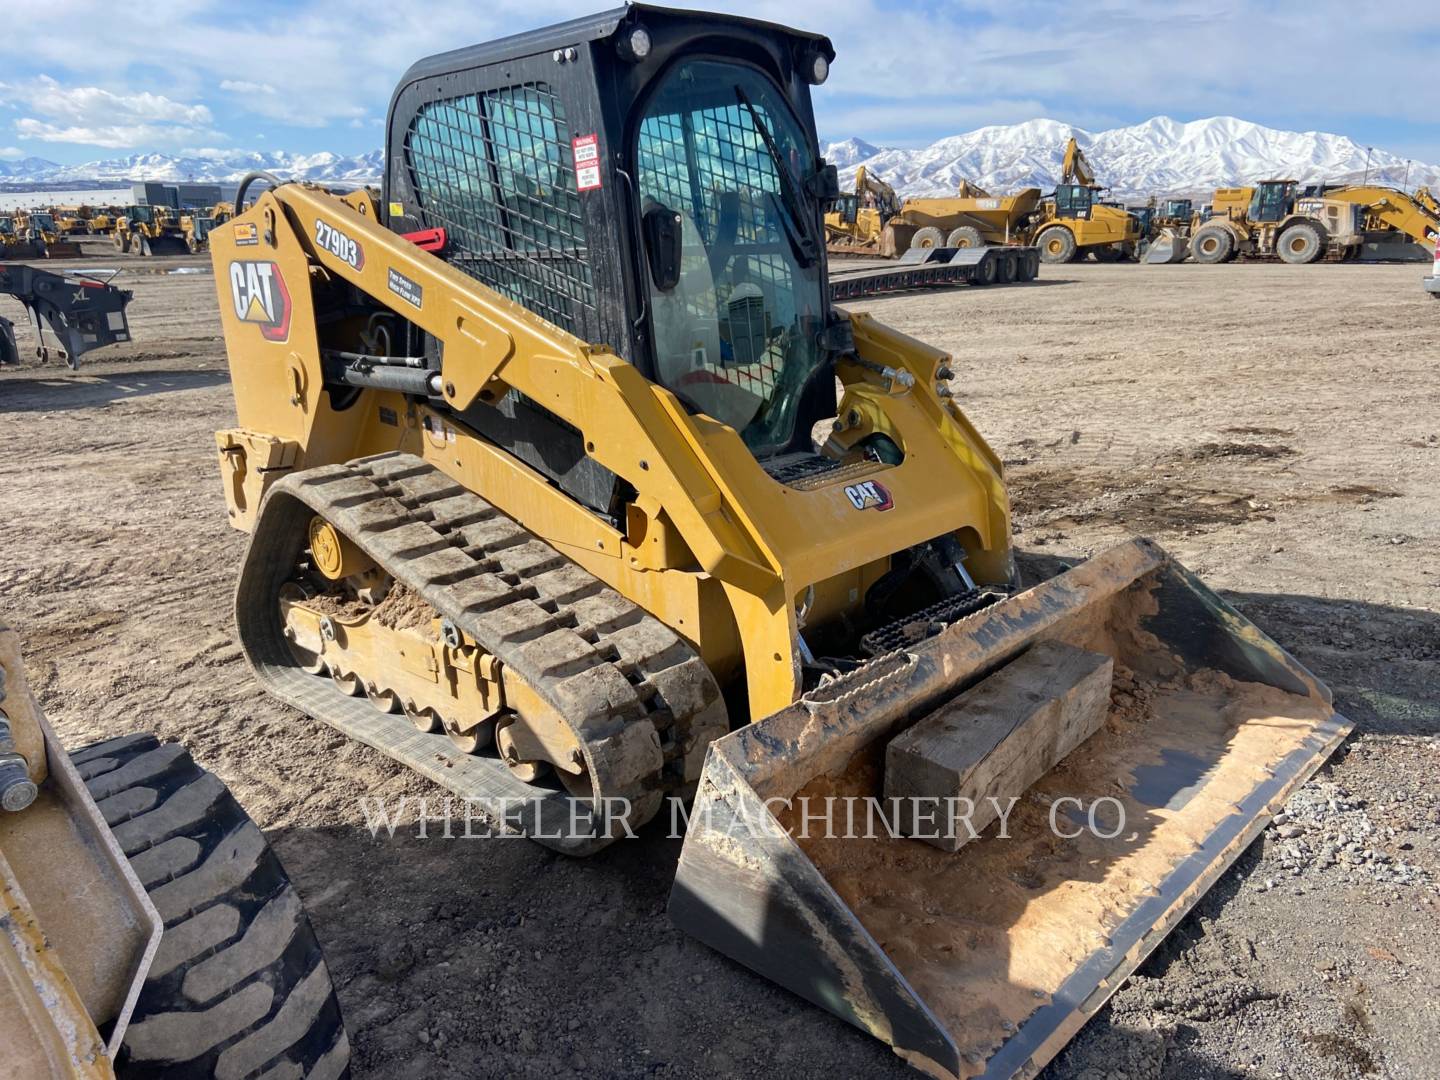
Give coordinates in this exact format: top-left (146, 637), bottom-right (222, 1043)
top-left (208, 8), bottom-right (1348, 1077)
top-left (0, 623), bottom-right (348, 1078)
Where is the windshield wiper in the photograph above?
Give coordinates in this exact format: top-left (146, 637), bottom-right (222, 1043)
top-left (734, 86), bottom-right (819, 268)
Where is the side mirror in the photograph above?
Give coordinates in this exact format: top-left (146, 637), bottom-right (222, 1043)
top-left (642, 204), bottom-right (683, 291)
top-left (807, 161), bottom-right (840, 201)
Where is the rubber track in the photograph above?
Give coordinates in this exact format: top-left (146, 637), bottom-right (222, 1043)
top-left (235, 452), bottom-right (727, 854)
top-left (74, 735), bottom-right (349, 1080)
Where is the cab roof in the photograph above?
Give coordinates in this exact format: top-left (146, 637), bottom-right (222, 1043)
top-left (394, 4), bottom-right (834, 91)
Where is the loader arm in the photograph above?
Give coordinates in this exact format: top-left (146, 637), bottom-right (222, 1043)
top-left (1327, 185), bottom-right (1440, 247)
top-left (234, 183), bottom-right (781, 595)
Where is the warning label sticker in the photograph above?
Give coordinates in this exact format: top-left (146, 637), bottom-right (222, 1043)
top-left (573, 134), bottom-right (602, 191)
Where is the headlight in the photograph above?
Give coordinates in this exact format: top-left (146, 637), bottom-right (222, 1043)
top-left (807, 52), bottom-right (830, 85)
top-left (617, 25), bottom-right (652, 62)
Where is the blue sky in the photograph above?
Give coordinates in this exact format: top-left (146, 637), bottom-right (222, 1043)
top-left (2, 0), bottom-right (1437, 166)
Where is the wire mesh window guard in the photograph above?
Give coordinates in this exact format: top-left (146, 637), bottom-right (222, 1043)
top-left (406, 83), bottom-right (598, 339)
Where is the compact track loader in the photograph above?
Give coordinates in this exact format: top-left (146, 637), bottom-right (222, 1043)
top-left (0, 623), bottom-right (348, 1079)
top-left (209, 7), bottom-right (1348, 1077)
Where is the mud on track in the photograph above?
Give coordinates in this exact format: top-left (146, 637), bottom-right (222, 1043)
top-left (2, 258), bottom-right (1437, 1078)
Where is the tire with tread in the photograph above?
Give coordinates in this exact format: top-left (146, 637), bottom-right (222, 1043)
top-left (1017, 251), bottom-right (1040, 281)
top-left (946, 225), bottom-right (984, 248)
top-left (72, 734), bottom-right (349, 1080)
top-left (1190, 224), bottom-right (1235, 264)
top-left (971, 254), bottom-right (997, 286)
top-left (909, 226), bottom-right (945, 250)
top-left (1036, 225), bottom-right (1077, 263)
top-left (996, 252), bottom-right (1018, 283)
top-left (1276, 220), bottom-right (1325, 264)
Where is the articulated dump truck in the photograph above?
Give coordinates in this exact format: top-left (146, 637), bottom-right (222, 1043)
top-left (207, 7), bottom-right (1349, 1077)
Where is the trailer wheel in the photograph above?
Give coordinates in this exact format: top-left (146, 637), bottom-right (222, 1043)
top-left (1036, 226), bottom-right (1076, 263)
top-left (1276, 221), bottom-right (1325, 264)
top-left (971, 254), bottom-right (998, 286)
top-left (1190, 225), bottom-right (1235, 264)
top-left (1018, 251), bottom-right (1040, 281)
top-left (71, 734), bottom-right (350, 1080)
top-left (946, 225), bottom-right (984, 248)
top-left (909, 226), bottom-right (946, 250)
top-left (996, 252), bottom-right (1018, 283)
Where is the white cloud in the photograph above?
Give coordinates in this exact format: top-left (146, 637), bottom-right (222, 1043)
top-left (0, 0), bottom-right (1431, 160)
top-left (220, 79), bottom-right (276, 95)
top-left (0, 75), bottom-right (215, 149)
top-left (0, 145), bottom-right (24, 159)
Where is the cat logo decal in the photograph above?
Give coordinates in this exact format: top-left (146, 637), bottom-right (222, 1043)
top-left (844, 479), bottom-right (894, 512)
top-left (228, 261), bottom-right (292, 343)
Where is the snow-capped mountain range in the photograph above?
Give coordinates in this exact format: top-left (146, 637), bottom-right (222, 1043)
top-left (822, 116), bottom-right (1440, 200)
top-left (1, 117), bottom-right (1435, 200)
top-left (0, 149), bottom-right (383, 185)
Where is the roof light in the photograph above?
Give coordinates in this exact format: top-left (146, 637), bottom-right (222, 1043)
top-left (806, 52), bottom-right (829, 85)
top-left (617, 25), bottom-right (651, 62)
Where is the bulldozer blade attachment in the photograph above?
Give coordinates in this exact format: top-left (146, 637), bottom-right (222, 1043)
top-left (1144, 231), bottom-right (1188, 264)
top-left (41, 238), bottom-right (82, 258)
top-left (671, 538), bottom-right (1348, 1080)
top-left (136, 234), bottom-right (190, 257)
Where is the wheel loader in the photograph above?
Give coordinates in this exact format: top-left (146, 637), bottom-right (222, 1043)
top-left (0, 215), bottom-right (47, 259)
top-left (1142, 198), bottom-right (1196, 264)
top-left (208, 7), bottom-right (1349, 1077)
top-left (1186, 180), bottom-right (1370, 264)
top-left (0, 622), bottom-right (348, 1079)
top-left (12, 212), bottom-right (82, 258)
top-left (112, 206), bottom-right (190, 256)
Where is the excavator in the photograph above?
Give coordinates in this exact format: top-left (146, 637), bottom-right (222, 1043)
top-left (882, 137), bottom-right (1140, 262)
top-left (823, 165), bottom-right (902, 254)
top-left (208, 8), bottom-right (1348, 1077)
top-left (1314, 184), bottom-right (1440, 260)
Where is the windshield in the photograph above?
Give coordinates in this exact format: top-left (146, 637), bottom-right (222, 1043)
top-left (635, 60), bottom-right (827, 456)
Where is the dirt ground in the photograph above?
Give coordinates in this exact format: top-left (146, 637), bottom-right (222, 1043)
top-left (2, 256), bottom-right (1436, 1080)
